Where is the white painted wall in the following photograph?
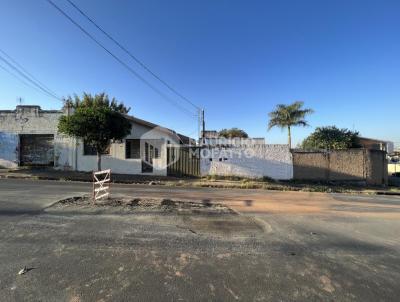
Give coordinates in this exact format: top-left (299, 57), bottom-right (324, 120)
top-left (201, 145), bottom-right (293, 180)
top-left (54, 135), bottom-right (77, 170)
top-left (388, 163), bottom-right (400, 175)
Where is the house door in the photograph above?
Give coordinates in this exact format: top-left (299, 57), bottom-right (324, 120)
top-left (141, 142), bottom-right (153, 173)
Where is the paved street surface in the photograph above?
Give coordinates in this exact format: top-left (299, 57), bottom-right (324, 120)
top-left (1, 179), bottom-right (400, 301)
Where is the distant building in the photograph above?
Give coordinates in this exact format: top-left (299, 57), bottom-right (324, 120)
top-left (358, 137), bottom-right (394, 153)
top-left (201, 130), bottom-right (219, 139)
top-left (177, 133), bottom-right (196, 145)
top-left (201, 129), bottom-right (265, 147)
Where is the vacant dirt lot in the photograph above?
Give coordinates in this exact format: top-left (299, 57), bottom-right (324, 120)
top-left (0, 179), bottom-right (399, 301)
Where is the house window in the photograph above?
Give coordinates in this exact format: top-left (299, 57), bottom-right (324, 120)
top-left (125, 139), bottom-right (140, 159)
top-left (150, 145), bottom-right (154, 163)
top-left (83, 140), bottom-right (110, 156)
top-left (154, 148), bottom-right (159, 159)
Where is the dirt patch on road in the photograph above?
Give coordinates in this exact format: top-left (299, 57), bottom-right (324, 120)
top-left (48, 195), bottom-right (266, 237)
top-left (50, 195), bottom-right (236, 216)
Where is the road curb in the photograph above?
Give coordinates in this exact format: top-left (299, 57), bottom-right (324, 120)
top-left (1, 173), bottom-right (399, 196)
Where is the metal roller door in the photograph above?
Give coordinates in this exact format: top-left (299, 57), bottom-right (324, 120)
top-left (19, 134), bottom-right (54, 166)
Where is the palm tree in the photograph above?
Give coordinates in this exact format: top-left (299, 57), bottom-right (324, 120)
top-left (268, 101), bottom-right (314, 149)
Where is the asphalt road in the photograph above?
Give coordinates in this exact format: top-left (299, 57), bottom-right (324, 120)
top-left (0, 179), bottom-right (400, 301)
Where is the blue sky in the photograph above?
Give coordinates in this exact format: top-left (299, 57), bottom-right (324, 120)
top-left (0, 0), bottom-right (399, 146)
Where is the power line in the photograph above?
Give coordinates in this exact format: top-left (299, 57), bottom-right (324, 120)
top-left (0, 52), bottom-right (61, 101)
top-left (65, 0), bottom-right (200, 111)
top-left (0, 54), bottom-right (60, 101)
top-left (0, 48), bottom-right (60, 100)
top-left (46, 0), bottom-right (196, 118)
top-left (0, 62), bottom-right (47, 95)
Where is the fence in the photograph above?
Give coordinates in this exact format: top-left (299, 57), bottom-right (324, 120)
top-left (93, 169), bottom-right (111, 202)
top-left (167, 146), bottom-right (201, 177)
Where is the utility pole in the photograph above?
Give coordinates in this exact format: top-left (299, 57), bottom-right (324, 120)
top-left (198, 108), bottom-right (201, 144)
top-left (198, 109), bottom-right (205, 145)
top-left (202, 109), bottom-right (205, 145)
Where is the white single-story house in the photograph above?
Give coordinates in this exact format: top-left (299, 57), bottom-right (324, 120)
top-left (0, 105), bottom-right (194, 176)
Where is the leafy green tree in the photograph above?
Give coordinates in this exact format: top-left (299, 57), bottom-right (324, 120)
top-left (301, 126), bottom-right (360, 150)
top-left (58, 93), bottom-right (132, 171)
top-left (268, 101), bottom-right (314, 149)
top-left (219, 128), bottom-right (249, 138)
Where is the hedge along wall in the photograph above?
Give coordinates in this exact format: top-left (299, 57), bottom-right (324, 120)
top-left (200, 145), bottom-right (293, 180)
top-left (292, 149), bottom-right (388, 185)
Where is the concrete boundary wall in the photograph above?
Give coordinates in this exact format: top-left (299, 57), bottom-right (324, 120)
top-left (200, 145), bottom-right (293, 180)
top-left (0, 132), bottom-right (19, 168)
top-left (292, 149), bottom-right (388, 185)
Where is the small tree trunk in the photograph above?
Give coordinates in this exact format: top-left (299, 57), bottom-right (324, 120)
top-left (97, 152), bottom-right (102, 171)
top-left (288, 126), bottom-right (292, 149)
